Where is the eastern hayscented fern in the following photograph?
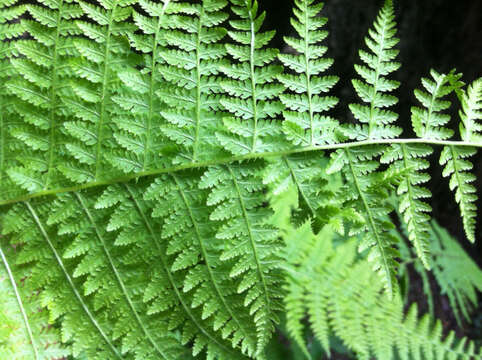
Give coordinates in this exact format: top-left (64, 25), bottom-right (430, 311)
top-left (0, 0), bottom-right (481, 359)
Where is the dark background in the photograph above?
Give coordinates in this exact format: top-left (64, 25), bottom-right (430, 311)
top-left (258, 0), bottom-right (482, 341)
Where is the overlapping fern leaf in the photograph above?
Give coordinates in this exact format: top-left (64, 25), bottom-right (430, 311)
top-left (278, 0), bottom-right (339, 146)
top-left (2, 192), bottom-right (199, 360)
top-left (1, 244), bottom-right (69, 359)
top-left (273, 188), bottom-right (481, 360)
top-left (218, 0), bottom-right (285, 155)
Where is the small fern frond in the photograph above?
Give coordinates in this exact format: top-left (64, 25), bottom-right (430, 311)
top-left (219, 0), bottom-right (285, 155)
top-left (200, 163), bottom-right (283, 355)
top-left (157, 0), bottom-right (229, 164)
top-left (458, 77), bottom-right (482, 143)
top-left (278, 0), bottom-right (340, 147)
top-left (347, 0), bottom-right (401, 141)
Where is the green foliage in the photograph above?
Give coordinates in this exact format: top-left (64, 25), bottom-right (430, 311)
top-left (0, 0), bottom-right (481, 359)
top-left (397, 219), bottom-right (482, 327)
top-left (274, 190), bottom-right (481, 360)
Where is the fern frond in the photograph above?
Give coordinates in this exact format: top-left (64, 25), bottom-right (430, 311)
top-left (59, 0), bottom-right (138, 184)
top-left (273, 190), bottom-right (481, 359)
top-left (1, 244), bottom-right (70, 359)
top-left (278, 0), bottom-right (340, 146)
top-left (439, 145), bottom-right (478, 242)
top-left (327, 146), bottom-right (399, 295)
top-left (382, 144), bottom-right (433, 267)
top-left (109, 0), bottom-right (176, 174)
top-left (200, 162), bottom-right (283, 355)
top-left (458, 77), bottom-right (482, 143)
top-left (219, 0), bottom-right (285, 155)
top-left (347, 0), bottom-right (401, 141)
top-left (0, 0), bottom-right (25, 200)
top-left (156, 0), bottom-right (229, 164)
top-left (143, 174), bottom-right (258, 357)
top-left (5, 0), bottom-right (83, 195)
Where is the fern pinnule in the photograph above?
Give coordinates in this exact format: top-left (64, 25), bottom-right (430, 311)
top-left (411, 69), bottom-right (463, 140)
top-left (382, 144), bottom-right (433, 267)
top-left (328, 146), bottom-right (400, 295)
top-left (347, 0), bottom-right (401, 141)
top-left (60, 0), bottom-right (138, 184)
top-left (439, 145), bottom-right (478, 242)
top-left (200, 162), bottom-right (283, 355)
top-left (5, 0), bottom-right (83, 195)
top-left (219, 0), bottom-right (285, 155)
top-left (110, 0), bottom-right (175, 174)
top-left (458, 77), bottom-right (482, 143)
top-left (278, 0), bottom-right (339, 147)
top-left (144, 173), bottom-right (258, 357)
top-left (0, 0), bottom-right (25, 200)
top-left (155, 0), bottom-right (228, 165)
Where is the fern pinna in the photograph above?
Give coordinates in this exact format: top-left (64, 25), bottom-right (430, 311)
top-left (0, 0), bottom-right (481, 359)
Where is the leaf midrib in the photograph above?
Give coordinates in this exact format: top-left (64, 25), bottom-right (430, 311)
top-left (0, 138), bottom-right (479, 206)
